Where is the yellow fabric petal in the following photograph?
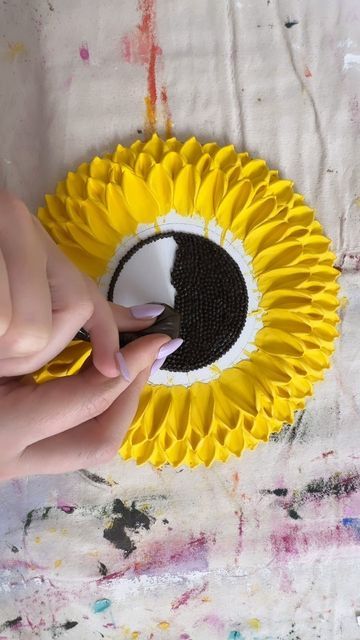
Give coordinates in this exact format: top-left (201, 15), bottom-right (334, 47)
top-left (216, 179), bottom-right (253, 231)
top-left (173, 165), bottom-right (200, 215)
top-left (147, 164), bottom-right (173, 215)
top-left (195, 169), bottom-right (227, 221)
top-left (120, 167), bottom-right (160, 222)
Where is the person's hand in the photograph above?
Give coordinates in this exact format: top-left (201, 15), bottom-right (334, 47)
top-left (0, 191), bottom-right (181, 480)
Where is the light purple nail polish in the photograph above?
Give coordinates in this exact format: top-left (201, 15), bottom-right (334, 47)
top-left (130, 304), bottom-right (165, 319)
top-left (115, 351), bottom-right (131, 382)
top-left (157, 338), bottom-right (184, 360)
top-left (150, 357), bottom-right (166, 376)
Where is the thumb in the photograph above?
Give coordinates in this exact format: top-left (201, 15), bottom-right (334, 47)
top-left (15, 333), bottom-right (171, 446)
top-left (17, 368), bottom-right (150, 476)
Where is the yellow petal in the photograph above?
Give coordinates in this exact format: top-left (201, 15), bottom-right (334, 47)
top-left (161, 151), bottom-right (184, 179)
top-left (262, 309), bottom-right (312, 334)
top-left (86, 178), bottom-right (107, 204)
top-left (195, 169), bottom-right (227, 221)
top-left (213, 145), bottom-right (238, 170)
top-left (89, 157), bottom-right (112, 181)
top-left (142, 134), bottom-right (165, 161)
top-left (173, 165), bottom-right (200, 215)
top-left (134, 152), bottom-right (155, 178)
top-left (252, 240), bottom-right (303, 275)
top-left (260, 289), bottom-right (312, 310)
top-left (196, 153), bottom-right (213, 177)
top-left (241, 158), bottom-right (269, 183)
top-left (181, 137), bottom-right (203, 163)
top-left (43, 195), bottom-right (67, 223)
top-left (120, 167), bottom-right (159, 221)
top-left (65, 172), bottom-right (87, 199)
top-left (267, 179), bottom-right (295, 205)
top-left (106, 183), bottom-right (138, 237)
top-left (201, 142), bottom-right (220, 157)
top-left (147, 164), bottom-right (173, 215)
top-left (257, 266), bottom-right (310, 293)
top-left (256, 327), bottom-right (304, 357)
top-left (216, 179), bottom-right (253, 231)
top-left (112, 146), bottom-right (136, 167)
top-left (225, 428), bottom-right (244, 456)
top-left (230, 196), bottom-right (277, 238)
top-left (286, 205), bottom-right (314, 226)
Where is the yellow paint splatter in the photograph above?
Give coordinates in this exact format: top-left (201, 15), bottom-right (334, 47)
top-left (355, 196), bottom-right (360, 207)
top-left (202, 595), bottom-right (211, 602)
top-left (165, 117), bottom-right (173, 139)
top-left (49, 527), bottom-right (57, 534)
top-left (210, 364), bottom-right (222, 376)
top-left (158, 621), bottom-right (170, 630)
top-left (131, 632), bottom-right (140, 639)
top-left (248, 618), bottom-right (261, 631)
top-left (7, 42), bottom-right (26, 61)
top-left (145, 95), bottom-right (156, 136)
top-left (61, 528), bottom-right (68, 535)
top-left (35, 536), bottom-right (41, 544)
top-left (54, 559), bottom-right (62, 568)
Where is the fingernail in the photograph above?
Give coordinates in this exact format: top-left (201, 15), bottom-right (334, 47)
top-left (130, 304), bottom-right (165, 319)
top-left (150, 356), bottom-right (166, 376)
top-left (157, 338), bottom-right (183, 360)
top-left (115, 351), bottom-right (131, 382)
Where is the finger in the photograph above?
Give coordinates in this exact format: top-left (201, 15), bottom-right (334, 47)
top-left (0, 195), bottom-right (52, 359)
top-left (0, 247), bottom-right (12, 336)
top-left (88, 298), bottom-right (166, 378)
top-left (18, 369), bottom-right (148, 476)
top-left (0, 225), bottom-right (93, 376)
top-left (9, 333), bottom-right (169, 446)
top-left (82, 280), bottom-right (121, 379)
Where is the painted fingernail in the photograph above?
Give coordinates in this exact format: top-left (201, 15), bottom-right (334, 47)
top-left (130, 304), bottom-right (165, 319)
top-left (150, 356), bottom-right (166, 376)
top-left (115, 351), bottom-right (131, 382)
top-left (157, 338), bottom-right (184, 360)
top-left (150, 340), bottom-right (183, 377)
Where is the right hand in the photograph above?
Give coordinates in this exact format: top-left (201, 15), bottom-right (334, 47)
top-left (0, 191), bottom-right (181, 480)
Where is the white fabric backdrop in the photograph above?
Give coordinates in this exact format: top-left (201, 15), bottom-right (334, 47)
top-left (0, 1), bottom-right (359, 639)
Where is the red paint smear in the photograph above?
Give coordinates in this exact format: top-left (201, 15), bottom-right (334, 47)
top-left (122, 0), bottom-right (169, 134)
top-left (234, 509), bottom-right (244, 558)
top-left (271, 523), bottom-right (360, 561)
top-left (304, 65), bottom-right (312, 77)
top-left (160, 85), bottom-right (173, 137)
top-left (98, 533), bottom-right (209, 584)
top-left (171, 582), bottom-right (208, 611)
top-left (79, 43), bottom-right (90, 62)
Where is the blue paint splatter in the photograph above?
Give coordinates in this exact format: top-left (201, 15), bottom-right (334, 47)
top-left (228, 632), bottom-right (244, 640)
top-left (93, 598), bottom-right (111, 613)
top-left (342, 517), bottom-right (360, 539)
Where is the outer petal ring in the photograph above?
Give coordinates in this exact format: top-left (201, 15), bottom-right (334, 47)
top-left (34, 135), bottom-right (340, 468)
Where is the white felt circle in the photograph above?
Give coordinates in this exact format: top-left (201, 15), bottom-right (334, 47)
top-left (99, 211), bottom-right (262, 387)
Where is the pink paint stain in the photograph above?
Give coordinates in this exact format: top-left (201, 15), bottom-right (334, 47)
top-left (271, 522), bottom-right (360, 562)
top-left (203, 615), bottom-right (226, 633)
top-left (56, 499), bottom-right (76, 513)
top-left (0, 559), bottom-right (46, 571)
top-left (98, 533), bottom-right (209, 583)
top-left (343, 491), bottom-right (360, 517)
top-left (171, 582), bottom-right (208, 610)
top-left (79, 43), bottom-right (90, 62)
top-left (304, 65), bottom-right (312, 77)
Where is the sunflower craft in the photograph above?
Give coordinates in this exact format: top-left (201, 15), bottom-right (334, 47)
top-left (35, 135), bottom-right (340, 467)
